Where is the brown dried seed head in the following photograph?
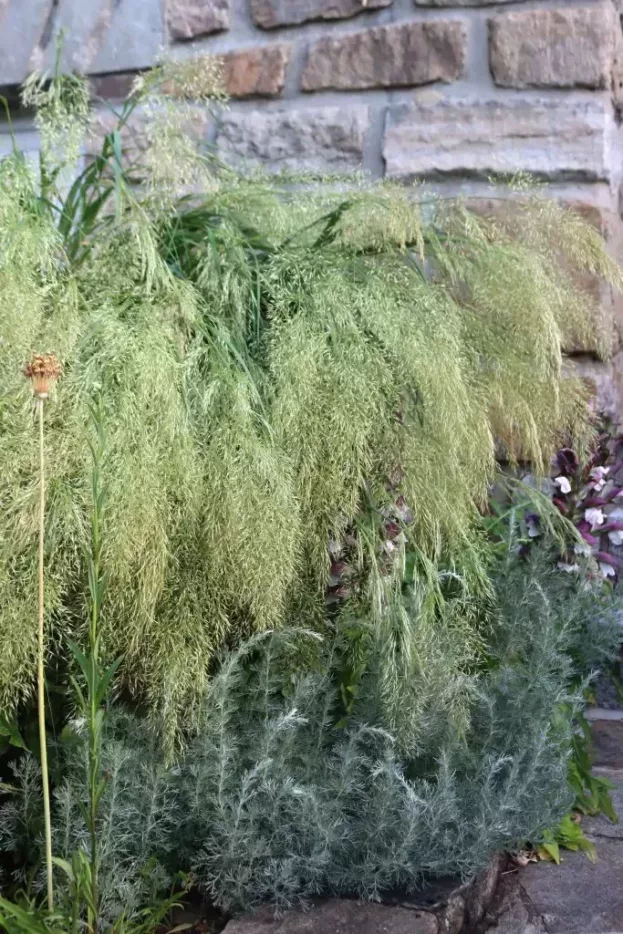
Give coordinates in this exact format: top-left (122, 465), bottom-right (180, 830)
top-left (23, 353), bottom-right (62, 399)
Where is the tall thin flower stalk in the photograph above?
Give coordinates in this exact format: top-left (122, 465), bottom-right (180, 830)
top-left (23, 353), bottom-right (62, 913)
top-left (68, 402), bottom-right (121, 934)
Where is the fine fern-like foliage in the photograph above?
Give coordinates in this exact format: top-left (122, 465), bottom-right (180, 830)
top-left (4, 553), bottom-right (620, 916)
top-left (0, 71), bottom-right (621, 747)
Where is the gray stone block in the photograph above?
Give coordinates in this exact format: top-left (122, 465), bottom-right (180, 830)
top-left (590, 714), bottom-right (623, 768)
top-left (223, 899), bottom-right (438, 934)
top-left (582, 769), bottom-right (623, 839)
top-left (415, 0), bottom-right (516, 6)
top-left (0, 0), bottom-right (53, 86)
top-left (37, 0), bottom-right (115, 75)
top-left (383, 98), bottom-right (615, 181)
top-left (92, 0), bottom-right (164, 74)
top-left (520, 841), bottom-right (623, 933)
top-left (251, 0), bottom-right (392, 30)
top-left (216, 106), bottom-right (368, 174)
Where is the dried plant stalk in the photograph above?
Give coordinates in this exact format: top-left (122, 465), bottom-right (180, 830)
top-left (24, 354), bottom-right (61, 911)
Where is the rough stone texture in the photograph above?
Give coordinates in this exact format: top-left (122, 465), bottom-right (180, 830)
top-left (90, 72), bottom-right (138, 101)
top-left (92, 0), bottom-right (164, 73)
top-left (485, 877), bottom-right (548, 934)
top-left (613, 27), bottom-right (623, 113)
top-left (590, 715), bottom-right (623, 768)
top-left (223, 899), bottom-right (439, 934)
top-left (489, 4), bottom-right (617, 90)
top-left (251, 0), bottom-right (392, 30)
top-left (570, 356), bottom-right (623, 419)
top-left (583, 768), bottom-right (623, 839)
top-left (215, 106), bottom-right (368, 174)
top-left (519, 840), bottom-right (623, 933)
top-left (488, 770), bottom-right (623, 934)
top-left (167, 0), bottom-right (230, 41)
top-left (222, 44), bottom-right (290, 98)
top-left (35, 0), bottom-right (115, 74)
top-left (222, 858), bottom-right (503, 934)
top-left (302, 21), bottom-right (465, 92)
top-left (0, 0), bottom-right (52, 86)
top-left (383, 99), bottom-right (614, 181)
top-left (87, 105), bottom-right (211, 159)
top-left (415, 0), bottom-right (515, 6)
top-left (437, 894), bottom-right (464, 934)
top-left (464, 853), bottom-right (503, 927)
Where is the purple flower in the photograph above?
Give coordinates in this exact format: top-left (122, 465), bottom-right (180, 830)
top-left (555, 448), bottom-right (579, 475)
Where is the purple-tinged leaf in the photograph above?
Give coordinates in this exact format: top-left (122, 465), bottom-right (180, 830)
top-left (594, 551), bottom-right (623, 568)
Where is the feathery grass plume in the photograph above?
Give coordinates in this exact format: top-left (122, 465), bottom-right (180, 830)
top-left (21, 66), bottom-right (90, 200)
top-left (0, 73), bottom-right (620, 748)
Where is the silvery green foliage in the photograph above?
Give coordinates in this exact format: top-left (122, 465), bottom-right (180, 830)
top-left (2, 559), bottom-right (620, 917)
top-left (55, 711), bottom-right (180, 920)
top-left (0, 756), bottom-right (44, 888)
top-left (0, 714), bottom-right (177, 919)
top-left (180, 559), bottom-right (608, 913)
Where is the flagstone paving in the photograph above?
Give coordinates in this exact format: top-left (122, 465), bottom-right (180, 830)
top-left (486, 708), bottom-right (623, 934)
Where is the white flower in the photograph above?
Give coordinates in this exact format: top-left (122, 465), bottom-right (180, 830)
top-left (554, 476), bottom-right (572, 494)
top-left (385, 540), bottom-right (395, 553)
top-left (590, 466), bottom-right (609, 492)
top-left (585, 507), bottom-right (605, 530)
top-left (599, 561), bottom-right (616, 578)
top-left (574, 542), bottom-right (592, 556)
top-left (609, 530), bottom-right (623, 546)
top-left (557, 562), bottom-right (580, 573)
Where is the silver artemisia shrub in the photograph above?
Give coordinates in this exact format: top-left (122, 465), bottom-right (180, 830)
top-left (3, 553), bottom-right (620, 916)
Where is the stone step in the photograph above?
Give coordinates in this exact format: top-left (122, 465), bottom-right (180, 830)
top-left (587, 708), bottom-right (623, 769)
top-left (486, 771), bottom-right (623, 934)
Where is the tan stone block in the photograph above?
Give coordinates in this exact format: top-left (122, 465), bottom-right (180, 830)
top-left (251, 0), bottom-right (392, 30)
top-left (222, 44), bottom-right (290, 99)
top-left (302, 20), bottom-right (465, 92)
top-left (489, 4), bottom-right (617, 90)
top-left (167, 0), bottom-right (230, 40)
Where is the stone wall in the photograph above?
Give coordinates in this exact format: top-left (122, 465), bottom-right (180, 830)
top-left (2, 0), bottom-right (623, 413)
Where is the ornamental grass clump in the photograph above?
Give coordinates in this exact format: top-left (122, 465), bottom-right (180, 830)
top-left (0, 67), bottom-right (621, 752)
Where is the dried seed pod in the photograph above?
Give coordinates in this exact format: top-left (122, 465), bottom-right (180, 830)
top-left (23, 353), bottom-right (62, 399)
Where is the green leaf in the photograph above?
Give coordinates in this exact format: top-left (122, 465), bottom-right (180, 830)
top-left (51, 856), bottom-right (75, 882)
top-left (95, 655), bottom-right (122, 706)
top-left (0, 714), bottom-right (26, 750)
top-left (577, 837), bottom-right (597, 862)
top-left (540, 841), bottom-right (560, 864)
top-left (597, 789), bottom-right (618, 825)
top-left (68, 639), bottom-right (90, 680)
